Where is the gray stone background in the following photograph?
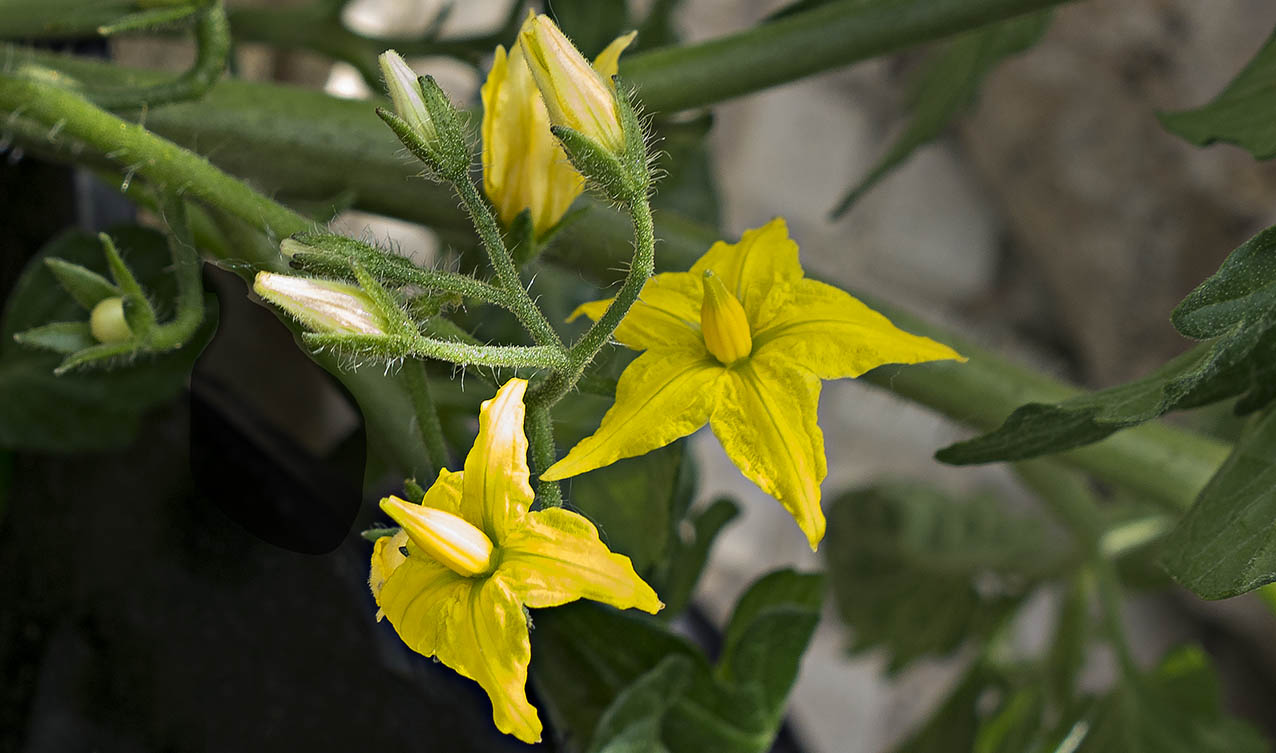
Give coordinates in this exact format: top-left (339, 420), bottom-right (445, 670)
top-left (110, 0), bottom-right (1276, 749)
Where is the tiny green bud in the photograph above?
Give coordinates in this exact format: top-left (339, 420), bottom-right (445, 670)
top-left (89, 297), bottom-right (132, 343)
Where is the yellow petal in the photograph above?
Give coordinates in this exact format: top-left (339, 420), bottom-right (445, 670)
top-left (378, 558), bottom-right (542, 743)
top-left (751, 278), bottom-right (965, 379)
top-left (689, 218), bottom-right (803, 324)
top-left (566, 272), bottom-right (704, 351)
top-left (368, 529), bottom-right (409, 616)
top-left (520, 13), bottom-right (625, 154)
top-left (542, 348), bottom-right (723, 481)
top-left (711, 359), bottom-right (826, 549)
top-left (464, 378), bottom-right (535, 543)
top-left (592, 30), bottom-right (638, 83)
top-left (497, 507), bottom-right (662, 613)
top-left (381, 496), bottom-right (496, 577)
top-left (481, 43), bottom-right (585, 233)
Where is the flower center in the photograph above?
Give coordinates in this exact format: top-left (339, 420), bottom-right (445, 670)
top-left (700, 270), bottom-right (753, 365)
top-left (380, 496), bottom-right (496, 577)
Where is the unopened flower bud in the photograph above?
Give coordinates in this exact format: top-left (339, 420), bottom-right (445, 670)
top-left (700, 270), bottom-right (752, 365)
top-left (89, 296), bottom-right (132, 343)
top-left (380, 496), bottom-right (496, 577)
top-left (519, 14), bottom-right (625, 155)
top-left (253, 271), bottom-right (386, 336)
top-left (379, 50), bottom-right (436, 144)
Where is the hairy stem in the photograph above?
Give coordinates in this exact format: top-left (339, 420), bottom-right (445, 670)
top-left (453, 179), bottom-right (563, 350)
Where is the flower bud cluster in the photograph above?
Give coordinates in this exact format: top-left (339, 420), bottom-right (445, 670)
top-left (377, 50), bottom-right (470, 181)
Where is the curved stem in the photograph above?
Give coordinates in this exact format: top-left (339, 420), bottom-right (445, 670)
top-left (527, 404), bottom-right (562, 507)
top-left (90, 2), bottom-right (231, 110)
top-left (453, 179), bottom-right (564, 350)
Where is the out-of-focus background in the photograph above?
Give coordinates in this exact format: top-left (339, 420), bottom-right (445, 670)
top-left (7, 1), bottom-right (1276, 751)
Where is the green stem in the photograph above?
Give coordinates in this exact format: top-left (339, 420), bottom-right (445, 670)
top-left (1014, 459), bottom-right (1104, 548)
top-left (1094, 557), bottom-right (1140, 679)
top-left (401, 358), bottom-right (450, 477)
top-left (0, 75), bottom-right (311, 244)
top-left (453, 179), bottom-right (563, 350)
top-left (149, 199), bottom-right (206, 350)
top-left (303, 332), bottom-right (568, 370)
top-left (91, 2), bottom-right (231, 110)
top-left (526, 404), bottom-right (562, 507)
top-left (531, 198), bottom-right (656, 409)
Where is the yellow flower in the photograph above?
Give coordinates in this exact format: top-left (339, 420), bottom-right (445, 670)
top-left (482, 17), bottom-right (634, 235)
top-left (518, 13), bottom-right (631, 156)
top-left (368, 378), bottom-right (661, 744)
top-left (541, 218), bottom-right (966, 550)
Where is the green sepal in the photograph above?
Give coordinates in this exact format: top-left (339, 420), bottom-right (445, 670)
top-left (376, 106), bottom-right (448, 178)
top-left (360, 525), bottom-right (401, 542)
top-left (553, 88), bottom-right (649, 205)
top-left (416, 74), bottom-right (471, 181)
top-left (13, 321), bottom-right (97, 354)
top-left (43, 257), bottom-right (120, 310)
top-left (99, 232), bottom-right (158, 337)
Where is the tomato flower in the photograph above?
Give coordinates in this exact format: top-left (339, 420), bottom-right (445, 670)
top-left (541, 218), bottom-right (965, 549)
top-left (368, 378), bottom-right (661, 744)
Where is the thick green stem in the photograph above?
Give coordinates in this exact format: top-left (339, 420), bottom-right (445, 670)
top-left (453, 179), bottom-right (563, 350)
top-left (401, 359), bottom-right (450, 477)
top-left (148, 200), bottom-right (206, 351)
top-left (527, 404), bottom-right (562, 507)
top-left (0, 75), bottom-right (310, 243)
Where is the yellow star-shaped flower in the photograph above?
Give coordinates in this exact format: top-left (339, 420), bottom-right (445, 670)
top-left (541, 218), bottom-right (965, 549)
top-left (369, 378), bottom-right (661, 744)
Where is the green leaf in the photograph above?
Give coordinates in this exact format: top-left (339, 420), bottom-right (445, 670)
top-left (974, 687), bottom-right (1044, 753)
top-left (830, 10), bottom-right (1051, 217)
top-left (532, 569), bottom-right (824, 753)
top-left (1160, 406), bottom-right (1276, 598)
top-left (1065, 646), bottom-right (1268, 753)
top-left (652, 497), bottom-right (740, 618)
top-left (1159, 27), bottom-right (1276, 160)
top-left (565, 440), bottom-right (694, 575)
top-left (939, 224), bottom-right (1276, 465)
top-left (888, 668), bottom-right (987, 753)
top-left (0, 227), bottom-right (216, 452)
top-left (825, 483), bottom-right (1060, 671)
top-left (588, 655), bottom-right (690, 753)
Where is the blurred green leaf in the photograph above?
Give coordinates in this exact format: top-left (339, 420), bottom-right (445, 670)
top-left (588, 655), bottom-right (690, 753)
top-left (1160, 406), bottom-right (1276, 598)
top-left (532, 569), bottom-right (823, 753)
top-left (0, 227), bottom-right (216, 452)
top-left (566, 440), bottom-right (693, 575)
top-left (1064, 646), bottom-right (1268, 753)
top-left (652, 497), bottom-right (740, 617)
top-left (825, 483), bottom-right (1062, 671)
top-left (888, 668), bottom-right (987, 753)
top-left (1045, 574), bottom-right (1090, 712)
top-left (831, 10), bottom-right (1051, 217)
top-left (974, 687), bottom-right (1044, 753)
top-left (1159, 27), bottom-right (1276, 160)
top-left (939, 224), bottom-right (1276, 465)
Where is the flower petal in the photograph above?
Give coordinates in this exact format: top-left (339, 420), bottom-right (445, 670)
top-left (566, 271), bottom-right (704, 351)
top-left (420, 466), bottom-right (469, 517)
top-left (464, 378), bottom-right (535, 543)
top-left (689, 218), bottom-right (803, 324)
top-left (378, 557), bottom-right (542, 743)
top-left (711, 359), bottom-right (826, 549)
top-left (752, 278), bottom-right (965, 379)
top-left (592, 30), bottom-right (638, 83)
top-left (481, 43), bottom-right (584, 232)
top-left (369, 529), bottom-right (409, 617)
top-left (541, 348), bottom-right (723, 481)
top-left (497, 507), bottom-right (662, 612)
